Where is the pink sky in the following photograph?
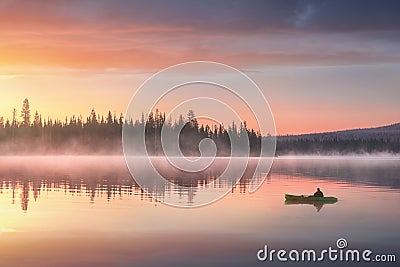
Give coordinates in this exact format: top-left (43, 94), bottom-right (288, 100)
top-left (1, 1), bottom-right (399, 134)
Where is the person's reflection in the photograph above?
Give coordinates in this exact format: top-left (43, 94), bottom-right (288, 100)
top-left (313, 202), bottom-right (324, 212)
top-left (284, 201), bottom-right (329, 212)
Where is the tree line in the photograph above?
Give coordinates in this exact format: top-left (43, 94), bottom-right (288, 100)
top-left (0, 98), bottom-right (263, 155)
top-left (1, 98), bottom-right (398, 155)
top-left (275, 126), bottom-right (400, 155)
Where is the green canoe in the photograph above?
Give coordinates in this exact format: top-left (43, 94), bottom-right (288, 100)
top-left (285, 194), bottom-right (338, 204)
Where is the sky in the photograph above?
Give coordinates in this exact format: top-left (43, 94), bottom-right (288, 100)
top-left (0, 0), bottom-right (399, 134)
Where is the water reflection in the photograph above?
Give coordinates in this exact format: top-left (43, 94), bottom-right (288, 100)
top-left (273, 157), bottom-right (400, 189)
top-left (1, 177), bottom-right (139, 211)
top-left (284, 200), bottom-right (337, 212)
top-left (0, 156), bottom-right (399, 211)
top-left (0, 156), bottom-right (399, 267)
top-left (0, 156), bottom-right (270, 211)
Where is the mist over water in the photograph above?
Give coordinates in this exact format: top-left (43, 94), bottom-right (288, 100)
top-left (273, 156), bottom-right (400, 189)
top-left (0, 156), bottom-right (273, 209)
top-left (1, 155), bottom-right (399, 209)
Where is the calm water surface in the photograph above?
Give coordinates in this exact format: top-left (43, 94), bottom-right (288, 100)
top-left (0, 156), bottom-right (399, 267)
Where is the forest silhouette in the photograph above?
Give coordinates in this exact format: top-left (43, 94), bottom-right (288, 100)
top-left (0, 99), bottom-right (398, 155)
top-left (0, 98), bottom-right (263, 155)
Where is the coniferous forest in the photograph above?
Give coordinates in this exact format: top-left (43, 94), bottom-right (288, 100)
top-left (0, 99), bottom-right (399, 155)
top-left (0, 99), bottom-right (263, 155)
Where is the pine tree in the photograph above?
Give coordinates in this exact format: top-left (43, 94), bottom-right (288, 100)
top-left (90, 108), bottom-right (97, 124)
top-left (33, 111), bottom-right (41, 127)
top-left (12, 108), bottom-right (17, 127)
top-left (20, 98), bottom-right (31, 126)
top-left (107, 111), bottom-right (113, 125)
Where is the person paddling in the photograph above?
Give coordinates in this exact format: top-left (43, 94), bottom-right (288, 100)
top-left (313, 188), bottom-right (324, 197)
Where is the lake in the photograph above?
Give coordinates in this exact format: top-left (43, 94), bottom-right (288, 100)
top-left (0, 156), bottom-right (399, 266)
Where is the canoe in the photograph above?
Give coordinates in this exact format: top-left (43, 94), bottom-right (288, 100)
top-left (285, 194), bottom-right (338, 204)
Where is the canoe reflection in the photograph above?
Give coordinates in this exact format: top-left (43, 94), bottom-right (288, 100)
top-left (284, 199), bottom-right (338, 212)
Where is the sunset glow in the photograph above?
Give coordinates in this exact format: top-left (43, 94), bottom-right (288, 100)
top-left (1, 1), bottom-right (399, 134)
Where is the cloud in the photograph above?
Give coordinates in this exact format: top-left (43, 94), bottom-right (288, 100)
top-left (0, 0), bottom-right (399, 71)
top-left (0, 75), bottom-right (18, 80)
top-left (1, 0), bottom-right (400, 34)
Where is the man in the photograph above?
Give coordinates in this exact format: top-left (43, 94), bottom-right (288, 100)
top-left (313, 188), bottom-right (324, 197)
